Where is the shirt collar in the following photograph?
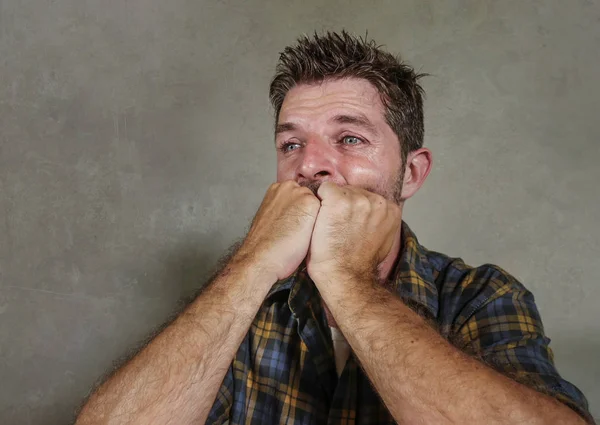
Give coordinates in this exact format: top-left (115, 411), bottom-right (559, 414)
top-left (266, 221), bottom-right (439, 320)
top-left (266, 261), bottom-right (314, 320)
top-left (388, 221), bottom-right (439, 320)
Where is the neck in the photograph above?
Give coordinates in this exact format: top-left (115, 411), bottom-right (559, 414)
top-left (376, 223), bottom-right (403, 283)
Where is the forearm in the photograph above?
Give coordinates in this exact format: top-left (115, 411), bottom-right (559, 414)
top-left (318, 274), bottom-right (587, 425)
top-left (76, 255), bottom-right (275, 425)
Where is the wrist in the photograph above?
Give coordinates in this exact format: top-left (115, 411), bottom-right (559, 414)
top-left (309, 262), bottom-right (376, 286)
top-left (230, 250), bottom-right (278, 289)
top-left (311, 268), bottom-right (380, 325)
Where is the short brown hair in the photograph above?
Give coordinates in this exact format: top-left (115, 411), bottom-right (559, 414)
top-left (269, 30), bottom-right (427, 160)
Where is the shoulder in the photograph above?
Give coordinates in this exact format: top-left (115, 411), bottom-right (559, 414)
top-left (425, 246), bottom-right (530, 297)
top-left (424, 248), bottom-right (537, 331)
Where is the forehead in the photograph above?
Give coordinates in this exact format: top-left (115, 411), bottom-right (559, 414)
top-left (278, 78), bottom-right (387, 124)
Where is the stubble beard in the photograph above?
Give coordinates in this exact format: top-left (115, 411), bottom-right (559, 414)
top-left (299, 169), bottom-right (404, 206)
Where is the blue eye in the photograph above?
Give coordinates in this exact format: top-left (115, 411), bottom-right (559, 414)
top-left (280, 142), bottom-right (300, 153)
top-left (342, 136), bottom-right (363, 145)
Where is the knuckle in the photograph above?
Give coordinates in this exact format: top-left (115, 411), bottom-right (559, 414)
top-left (355, 196), bottom-right (371, 210)
top-left (282, 180), bottom-right (298, 188)
top-left (301, 193), bottom-right (320, 208)
top-left (297, 185), bottom-right (313, 195)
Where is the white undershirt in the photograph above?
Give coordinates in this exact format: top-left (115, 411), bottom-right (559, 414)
top-left (330, 326), bottom-right (351, 377)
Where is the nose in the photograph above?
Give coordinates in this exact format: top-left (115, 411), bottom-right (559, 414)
top-left (296, 139), bottom-right (336, 182)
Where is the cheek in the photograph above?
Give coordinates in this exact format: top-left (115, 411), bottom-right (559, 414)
top-left (342, 160), bottom-right (381, 183)
top-left (346, 166), bottom-right (384, 186)
top-left (276, 158), bottom-right (294, 181)
top-left (342, 159), bottom-right (398, 194)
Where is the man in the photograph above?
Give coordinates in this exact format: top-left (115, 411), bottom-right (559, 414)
top-left (76, 31), bottom-right (593, 424)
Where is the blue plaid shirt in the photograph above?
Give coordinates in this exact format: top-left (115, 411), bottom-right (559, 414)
top-left (207, 222), bottom-right (593, 424)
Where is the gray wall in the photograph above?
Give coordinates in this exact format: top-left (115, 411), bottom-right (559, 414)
top-left (1, 0), bottom-right (598, 423)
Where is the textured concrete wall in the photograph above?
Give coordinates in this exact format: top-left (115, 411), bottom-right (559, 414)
top-left (1, 0), bottom-right (598, 423)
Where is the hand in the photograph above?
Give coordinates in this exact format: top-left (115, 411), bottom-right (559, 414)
top-left (306, 182), bottom-right (401, 284)
top-left (237, 180), bottom-right (321, 282)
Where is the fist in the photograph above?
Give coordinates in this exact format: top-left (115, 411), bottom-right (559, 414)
top-left (306, 182), bottom-right (401, 282)
top-left (238, 180), bottom-right (321, 282)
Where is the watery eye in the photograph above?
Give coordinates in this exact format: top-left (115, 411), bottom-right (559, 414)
top-left (342, 136), bottom-right (362, 145)
top-left (281, 142), bottom-right (300, 152)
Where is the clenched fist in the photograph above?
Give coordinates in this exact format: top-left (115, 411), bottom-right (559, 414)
top-left (306, 182), bottom-right (402, 283)
top-left (237, 180), bottom-right (321, 282)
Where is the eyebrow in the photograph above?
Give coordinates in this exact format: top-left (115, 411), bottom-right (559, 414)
top-left (275, 122), bottom-right (298, 135)
top-left (274, 113), bottom-right (380, 142)
top-left (331, 114), bottom-right (379, 135)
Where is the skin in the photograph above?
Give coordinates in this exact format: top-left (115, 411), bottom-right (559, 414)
top-left (275, 78), bottom-right (431, 326)
top-left (76, 182), bottom-right (321, 424)
top-left (75, 77), bottom-right (588, 424)
top-left (278, 78), bottom-right (588, 424)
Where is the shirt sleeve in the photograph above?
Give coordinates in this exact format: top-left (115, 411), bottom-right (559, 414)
top-left (453, 265), bottom-right (594, 424)
top-left (205, 364), bottom-right (233, 424)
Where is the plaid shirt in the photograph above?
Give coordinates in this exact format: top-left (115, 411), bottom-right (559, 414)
top-left (207, 222), bottom-right (593, 424)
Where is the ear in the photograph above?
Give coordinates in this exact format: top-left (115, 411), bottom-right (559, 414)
top-left (400, 148), bottom-right (432, 201)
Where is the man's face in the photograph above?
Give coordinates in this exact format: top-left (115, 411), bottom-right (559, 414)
top-left (275, 78), bottom-right (404, 203)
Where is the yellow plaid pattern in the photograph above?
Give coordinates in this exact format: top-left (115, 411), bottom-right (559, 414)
top-left (207, 222), bottom-right (593, 424)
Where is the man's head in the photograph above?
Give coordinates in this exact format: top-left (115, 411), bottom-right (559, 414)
top-left (270, 31), bottom-right (432, 205)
